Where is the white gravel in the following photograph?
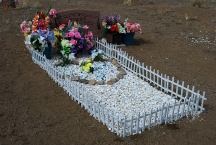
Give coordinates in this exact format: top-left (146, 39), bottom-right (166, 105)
top-left (46, 57), bottom-right (184, 121)
top-left (84, 71), bottom-right (179, 120)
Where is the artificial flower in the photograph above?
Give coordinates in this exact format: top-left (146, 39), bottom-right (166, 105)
top-left (70, 39), bottom-right (77, 45)
top-left (66, 31), bottom-right (75, 38)
top-left (49, 9), bottom-right (57, 17)
top-left (73, 21), bottom-right (78, 27)
top-left (61, 39), bottom-right (71, 48)
top-left (110, 24), bottom-right (118, 32)
top-left (20, 20), bottom-right (31, 34)
top-left (59, 24), bottom-right (65, 31)
top-left (80, 59), bottom-right (93, 73)
top-left (74, 32), bottom-right (81, 39)
top-left (83, 25), bottom-right (89, 30)
top-left (54, 29), bottom-right (62, 37)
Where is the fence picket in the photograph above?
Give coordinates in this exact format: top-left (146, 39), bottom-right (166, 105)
top-left (136, 113), bottom-right (140, 133)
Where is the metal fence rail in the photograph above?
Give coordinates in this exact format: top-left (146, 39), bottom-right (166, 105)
top-left (27, 38), bottom-right (206, 137)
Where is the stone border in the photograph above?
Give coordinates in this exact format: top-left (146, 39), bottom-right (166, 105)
top-left (65, 58), bottom-right (126, 85)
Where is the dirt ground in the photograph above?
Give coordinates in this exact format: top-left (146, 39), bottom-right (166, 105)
top-left (0, 0), bottom-right (216, 145)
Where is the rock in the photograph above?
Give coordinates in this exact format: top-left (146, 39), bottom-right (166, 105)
top-left (88, 80), bottom-right (96, 85)
top-left (79, 79), bottom-right (88, 84)
top-left (97, 81), bottom-right (105, 85)
top-left (118, 68), bottom-right (127, 75)
top-left (71, 76), bottom-right (80, 81)
top-left (71, 59), bottom-right (79, 65)
top-left (111, 59), bottom-right (118, 65)
top-left (107, 78), bottom-right (117, 85)
top-left (115, 63), bottom-right (121, 68)
top-left (115, 77), bottom-right (120, 82)
top-left (117, 73), bottom-right (124, 79)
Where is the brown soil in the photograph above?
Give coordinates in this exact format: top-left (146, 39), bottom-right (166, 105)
top-left (0, 1), bottom-right (216, 145)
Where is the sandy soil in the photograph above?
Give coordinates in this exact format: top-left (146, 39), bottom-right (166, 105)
top-left (0, 0), bottom-right (216, 145)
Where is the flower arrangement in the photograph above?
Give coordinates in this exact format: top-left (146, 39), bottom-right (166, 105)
top-left (57, 21), bottom-right (95, 65)
top-left (101, 15), bottom-right (121, 34)
top-left (64, 22), bottom-right (94, 56)
top-left (20, 8), bottom-right (104, 71)
top-left (102, 16), bottom-right (141, 34)
top-left (101, 15), bottom-right (142, 45)
top-left (32, 11), bottom-right (50, 32)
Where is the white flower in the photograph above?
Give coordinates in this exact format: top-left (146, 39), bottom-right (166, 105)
top-left (25, 35), bottom-right (31, 44)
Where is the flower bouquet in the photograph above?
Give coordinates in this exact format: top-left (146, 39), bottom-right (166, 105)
top-left (101, 15), bottom-right (124, 44)
top-left (58, 21), bottom-right (95, 65)
top-left (122, 18), bottom-right (141, 45)
top-left (20, 9), bottom-right (57, 59)
top-left (101, 16), bottom-right (142, 45)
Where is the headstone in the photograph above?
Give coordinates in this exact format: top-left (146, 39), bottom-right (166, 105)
top-left (51, 10), bottom-right (101, 36)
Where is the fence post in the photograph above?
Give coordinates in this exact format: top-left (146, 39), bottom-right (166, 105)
top-left (136, 113), bottom-right (140, 134)
top-left (130, 116), bottom-right (133, 135)
top-left (160, 103), bottom-right (165, 124)
top-left (201, 91), bottom-right (206, 111)
top-left (171, 77), bottom-right (174, 97)
top-left (171, 100), bottom-right (177, 122)
top-left (148, 109), bottom-right (152, 129)
top-left (123, 116), bottom-right (126, 137)
top-left (142, 112), bottom-right (146, 132)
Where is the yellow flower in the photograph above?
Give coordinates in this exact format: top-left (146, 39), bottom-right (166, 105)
top-left (81, 61), bottom-right (93, 73)
top-left (86, 58), bottom-right (92, 63)
top-left (54, 29), bottom-right (62, 37)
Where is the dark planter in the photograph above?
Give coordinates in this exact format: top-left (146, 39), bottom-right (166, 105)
top-left (43, 42), bottom-right (52, 59)
top-left (112, 33), bottom-right (123, 45)
top-left (102, 29), bottom-right (123, 44)
top-left (123, 32), bottom-right (135, 45)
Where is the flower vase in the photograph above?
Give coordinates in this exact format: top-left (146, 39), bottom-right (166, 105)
top-left (43, 42), bottom-right (52, 59)
top-left (123, 32), bottom-right (135, 45)
top-left (112, 33), bottom-right (123, 45)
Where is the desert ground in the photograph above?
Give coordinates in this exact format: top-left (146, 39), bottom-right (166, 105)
top-left (0, 0), bottom-right (216, 145)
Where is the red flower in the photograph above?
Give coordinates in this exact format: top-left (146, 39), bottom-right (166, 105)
top-left (111, 24), bottom-right (117, 32)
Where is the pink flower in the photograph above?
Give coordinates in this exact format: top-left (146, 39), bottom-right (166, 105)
top-left (59, 24), bottom-right (65, 30)
top-left (49, 9), bottom-right (57, 17)
top-left (130, 24), bottom-right (136, 32)
top-left (66, 31), bottom-right (75, 38)
top-left (72, 27), bottom-right (78, 32)
top-left (70, 39), bottom-right (77, 45)
top-left (74, 32), bottom-right (81, 39)
top-left (20, 21), bottom-right (31, 34)
top-left (83, 25), bottom-right (89, 30)
top-left (125, 22), bottom-right (141, 33)
top-left (87, 31), bottom-right (93, 39)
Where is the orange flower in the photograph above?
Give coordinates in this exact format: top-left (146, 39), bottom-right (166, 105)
top-left (34, 14), bottom-right (39, 20)
top-left (32, 25), bottom-right (37, 32)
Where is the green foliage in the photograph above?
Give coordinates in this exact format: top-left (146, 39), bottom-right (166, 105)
top-left (30, 35), bottom-right (42, 51)
top-left (93, 53), bottom-right (105, 62)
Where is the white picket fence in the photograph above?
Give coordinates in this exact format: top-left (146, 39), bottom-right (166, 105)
top-left (27, 38), bottom-right (206, 137)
